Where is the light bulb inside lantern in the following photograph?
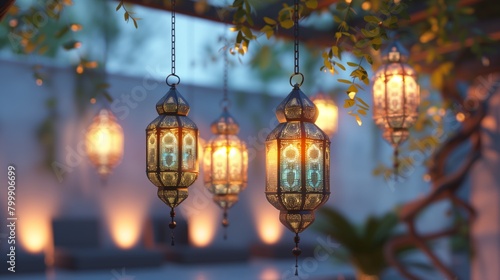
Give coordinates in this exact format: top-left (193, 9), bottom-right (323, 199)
top-left (85, 109), bottom-right (124, 177)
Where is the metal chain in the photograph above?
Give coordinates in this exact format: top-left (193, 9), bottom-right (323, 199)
top-left (171, 0), bottom-right (176, 75)
top-left (293, 0), bottom-right (299, 75)
top-left (223, 41), bottom-right (228, 109)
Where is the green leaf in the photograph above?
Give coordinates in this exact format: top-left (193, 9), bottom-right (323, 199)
top-left (348, 112), bottom-right (362, 126)
top-left (305, 0), bottom-right (318, 9)
top-left (280, 19), bottom-right (294, 29)
top-left (124, 11), bottom-right (129, 22)
top-left (336, 62), bottom-right (346, 71)
top-left (337, 79), bottom-right (351, 84)
top-left (331, 45), bottom-right (340, 58)
top-left (343, 99), bottom-right (355, 108)
top-left (55, 26), bottom-right (70, 38)
top-left (116, 1), bottom-right (123, 11)
top-left (357, 109), bottom-right (367, 116)
top-left (347, 84), bottom-right (358, 94)
top-left (263, 17), bottom-right (276, 25)
top-left (347, 61), bottom-right (359, 67)
top-left (355, 97), bottom-right (370, 108)
top-left (364, 15), bottom-right (380, 23)
top-left (133, 18), bottom-right (138, 28)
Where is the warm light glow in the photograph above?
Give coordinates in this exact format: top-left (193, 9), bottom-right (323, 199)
top-left (111, 215), bottom-right (141, 249)
top-left (18, 216), bottom-right (50, 253)
top-left (361, 1), bottom-right (371, 10)
top-left (102, 191), bottom-right (147, 250)
top-left (70, 24), bottom-right (82, 31)
top-left (9, 19), bottom-right (17, 27)
top-left (188, 203), bottom-right (218, 247)
top-left (85, 109), bottom-right (124, 177)
top-left (456, 112), bottom-right (465, 122)
top-left (36, 78), bottom-right (43, 86)
top-left (311, 93), bottom-right (339, 136)
top-left (260, 267), bottom-right (281, 280)
top-left (258, 213), bottom-right (284, 245)
top-left (76, 65), bottom-right (84, 74)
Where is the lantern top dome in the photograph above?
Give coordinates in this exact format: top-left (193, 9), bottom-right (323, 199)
top-left (381, 40), bottom-right (409, 63)
top-left (210, 110), bottom-right (240, 135)
top-left (156, 86), bottom-right (191, 116)
top-left (275, 85), bottom-right (319, 123)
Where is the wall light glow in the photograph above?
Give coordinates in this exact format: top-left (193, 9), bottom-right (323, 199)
top-left (18, 215), bottom-right (50, 253)
top-left (258, 212), bottom-right (284, 245)
top-left (188, 205), bottom-right (218, 247)
top-left (101, 188), bottom-right (148, 250)
top-left (260, 267), bottom-right (280, 280)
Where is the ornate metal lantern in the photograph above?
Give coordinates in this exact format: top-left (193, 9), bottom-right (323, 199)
top-left (146, 0), bottom-right (198, 245)
top-left (266, 85), bottom-right (331, 274)
top-left (310, 93), bottom-right (339, 136)
top-left (85, 108), bottom-right (124, 179)
top-left (203, 110), bottom-right (248, 238)
top-left (146, 84), bottom-right (198, 244)
top-left (265, 1), bottom-right (330, 273)
top-left (372, 41), bottom-right (420, 174)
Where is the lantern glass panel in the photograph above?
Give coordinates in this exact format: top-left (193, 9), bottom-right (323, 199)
top-left (280, 141), bottom-right (301, 191)
top-left (160, 130), bottom-right (179, 170)
top-left (147, 132), bottom-right (157, 170)
top-left (265, 141), bottom-right (278, 192)
top-left (182, 130), bottom-right (196, 170)
top-left (305, 140), bottom-right (323, 190)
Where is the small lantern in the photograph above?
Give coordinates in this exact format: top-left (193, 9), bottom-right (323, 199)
top-left (266, 84), bottom-right (330, 273)
top-left (372, 41), bottom-right (420, 174)
top-left (85, 108), bottom-right (124, 179)
top-left (310, 93), bottom-right (338, 136)
top-left (146, 85), bottom-right (198, 244)
top-left (203, 110), bottom-right (248, 238)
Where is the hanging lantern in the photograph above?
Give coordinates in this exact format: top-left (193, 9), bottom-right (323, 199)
top-left (203, 41), bottom-right (248, 239)
top-left (310, 93), bottom-right (339, 136)
top-left (265, 0), bottom-right (330, 275)
top-left (146, 0), bottom-right (198, 245)
top-left (203, 110), bottom-right (248, 238)
top-left (85, 108), bottom-right (124, 179)
top-left (372, 41), bottom-right (420, 175)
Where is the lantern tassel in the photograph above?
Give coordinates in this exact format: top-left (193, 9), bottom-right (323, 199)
top-left (292, 233), bottom-right (302, 276)
top-left (169, 208), bottom-right (177, 246)
top-left (222, 209), bottom-right (229, 240)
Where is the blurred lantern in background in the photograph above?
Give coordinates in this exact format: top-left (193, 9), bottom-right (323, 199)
top-left (265, 0), bottom-right (330, 275)
top-left (310, 93), bottom-right (338, 136)
top-left (203, 110), bottom-right (248, 239)
top-left (85, 108), bottom-right (124, 180)
top-left (372, 40), bottom-right (420, 177)
top-left (203, 41), bottom-right (248, 239)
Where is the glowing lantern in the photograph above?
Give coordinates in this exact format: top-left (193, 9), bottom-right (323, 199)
top-left (85, 108), bottom-right (124, 179)
top-left (266, 85), bottom-right (331, 274)
top-left (310, 93), bottom-right (338, 136)
top-left (265, 1), bottom-right (330, 275)
top-left (203, 109), bottom-right (248, 238)
top-left (372, 41), bottom-right (420, 174)
top-left (146, 0), bottom-right (198, 245)
top-left (146, 85), bottom-right (198, 244)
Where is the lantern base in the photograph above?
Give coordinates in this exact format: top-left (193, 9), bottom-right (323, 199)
top-left (279, 211), bottom-right (315, 234)
top-left (157, 187), bottom-right (189, 208)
